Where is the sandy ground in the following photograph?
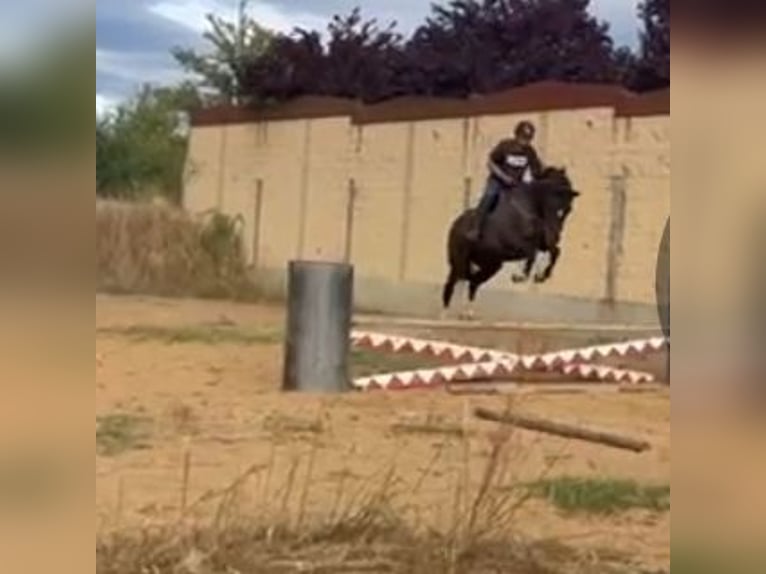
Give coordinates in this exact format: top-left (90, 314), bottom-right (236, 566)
top-left (96, 294), bottom-right (670, 570)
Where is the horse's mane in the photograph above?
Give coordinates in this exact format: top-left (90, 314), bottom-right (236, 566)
top-left (538, 166), bottom-right (572, 189)
top-left (519, 167), bottom-right (572, 215)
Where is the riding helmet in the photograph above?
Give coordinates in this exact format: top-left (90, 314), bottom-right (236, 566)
top-left (514, 121), bottom-right (535, 140)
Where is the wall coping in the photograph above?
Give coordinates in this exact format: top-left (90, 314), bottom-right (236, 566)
top-left (190, 81), bottom-right (670, 127)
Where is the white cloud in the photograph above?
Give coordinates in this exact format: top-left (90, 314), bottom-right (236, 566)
top-left (589, 0), bottom-right (640, 47)
top-left (149, 0), bottom-right (236, 33)
top-left (96, 94), bottom-right (116, 117)
top-left (97, 48), bottom-right (189, 86)
top-left (148, 0), bottom-right (326, 35)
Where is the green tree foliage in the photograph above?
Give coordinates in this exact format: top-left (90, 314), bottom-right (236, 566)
top-left (171, 0), bottom-right (273, 104)
top-left (96, 83), bottom-right (201, 203)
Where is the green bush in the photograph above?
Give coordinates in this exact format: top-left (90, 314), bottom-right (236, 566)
top-left (526, 476), bottom-right (670, 515)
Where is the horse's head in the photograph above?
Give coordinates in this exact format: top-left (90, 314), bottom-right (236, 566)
top-left (536, 166), bottom-right (580, 245)
top-left (536, 166), bottom-right (579, 221)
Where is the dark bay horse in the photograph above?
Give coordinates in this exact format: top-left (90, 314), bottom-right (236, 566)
top-left (442, 167), bottom-right (579, 318)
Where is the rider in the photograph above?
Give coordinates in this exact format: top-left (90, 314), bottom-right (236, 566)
top-left (466, 120), bottom-right (545, 242)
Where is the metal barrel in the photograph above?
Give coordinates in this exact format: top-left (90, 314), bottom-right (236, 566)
top-left (282, 260), bottom-right (354, 392)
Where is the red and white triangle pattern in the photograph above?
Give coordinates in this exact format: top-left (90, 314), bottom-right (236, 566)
top-left (350, 331), bottom-right (509, 362)
top-left (351, 331), bottom-right (667, 390)
top-left (353, 359), bottom-right (520, 391)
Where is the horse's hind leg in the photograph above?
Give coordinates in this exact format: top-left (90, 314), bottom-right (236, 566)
top-left (512, 255), bottom-right (535, 283)
top-left (512, 243), bottom-right (539, 283)
top-left (442, 268), bottom-right (459, 310)
top-left (443, 269), bottom-right (473, 321)
top-left (465, 262), bottom-right (502, 319)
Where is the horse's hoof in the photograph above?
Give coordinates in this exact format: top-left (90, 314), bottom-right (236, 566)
top-left (458, 309), bottom-right (476, 321)
top-left (511, 274), bottom-right (527, 284)
top-left (534, 270), bottom-right (553, 283)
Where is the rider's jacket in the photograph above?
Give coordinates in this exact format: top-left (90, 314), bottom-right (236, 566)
top-left (489, 138), bottom-right (544, 185)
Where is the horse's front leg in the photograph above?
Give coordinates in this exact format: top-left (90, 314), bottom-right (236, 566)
top-left (534, 245), bottom-right (560, 283)
top-left (511, 245), bottom-right (538, 283)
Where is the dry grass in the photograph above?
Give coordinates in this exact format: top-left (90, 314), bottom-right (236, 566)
top-left (97, 324), bottom-right (283, 345)
top-left (97, 408), bottom-right (643, 574)
top-left (97, 413), bottom-right (153, 457)
top-left (262, 412), bottom-right (325, 437)
top-left (389, 412), bottom-right (467, 438)
top-left (97, 200), bottom-right (260, 300)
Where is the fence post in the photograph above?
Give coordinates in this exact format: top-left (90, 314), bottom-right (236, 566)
top-left (605, 171), bottom-right (628, 305)
top-left (398, 122), bottom-right (416, 281)
top-left (251, 178), bottom-right (264, 268)
top-left (296, 120), bottom-right (312, 259)
top-left (282, 261), bottom-right (354, 393)
top-left (344, 178), bottom-right (357, 263)
top-left (463, 176), bottom-right (472, 211)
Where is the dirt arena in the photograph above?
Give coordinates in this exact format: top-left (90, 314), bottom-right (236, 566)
top-left (96, 294), bottom-right (670, 571)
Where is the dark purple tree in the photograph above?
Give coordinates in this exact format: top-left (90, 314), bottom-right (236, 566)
top-left (323, 10), bottom-right (406, 101)
top-left (403, 0), bottom-right (621, 97)
top-left (241, 9), bottom-right (405, 103)
top-left (400, 1), bottom-right (493, 96)
top-left (239, 31), bottom-right (325, 102)
top-left (612, 45), bottom-right (640, 89)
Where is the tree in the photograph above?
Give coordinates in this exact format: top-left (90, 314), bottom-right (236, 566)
top-left (240, 31), bottom-right (326, 102)
top-left (612, 45), bottom-right (640, 89)
top-left (323, 9), bottom-right (406, 101)
top-left (172, 0), bottom-right (273, 104)
top-left (632, 0), bottom-right (669, 91)
top-left (403, 0), bottom-right (621, 97)
top-left (400, 0), bottom-right (492, 96)
top-left (241, 8), bottom-right (405, 103)
top-left (96, 83), bottom-right (201, 203)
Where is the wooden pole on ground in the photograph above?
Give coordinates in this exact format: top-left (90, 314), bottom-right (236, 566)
top-left (473, 407), bottom-right (651, 453)
top-left (447, 382), bottom-right (667, 396)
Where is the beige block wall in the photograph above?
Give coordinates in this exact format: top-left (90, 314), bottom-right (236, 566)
top-left (403, 119), bottom-right (470, 283)
top-left (218, 123), bottom-right (260, 263)
top-left (613, 115), bottom-right (670, 303)
top-left (301, 117), bottom-right (354, 262)
top-left (251, 120), bottom-right (308, 269)
top-left (184, 126), bottom-right (225, 214)
top-left (542, 108), bottom-right (617, 300)
top-left (349, 122), bottom-right (409, 279)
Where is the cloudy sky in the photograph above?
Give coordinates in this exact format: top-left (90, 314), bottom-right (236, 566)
top-left (96, 0), bottom-right (640, 115)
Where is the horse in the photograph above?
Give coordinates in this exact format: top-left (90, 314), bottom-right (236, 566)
top-left (442, 167), bottom-right (580, 318)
